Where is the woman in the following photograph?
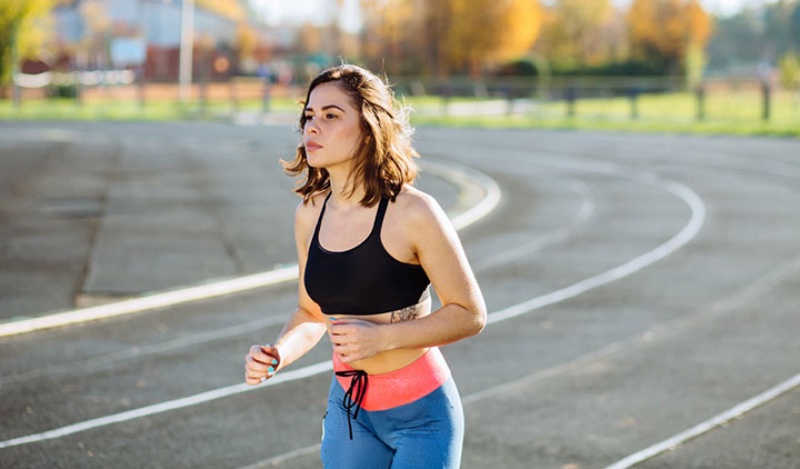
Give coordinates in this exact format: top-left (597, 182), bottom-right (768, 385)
top-left (245, 64), bottom-right (486, 468)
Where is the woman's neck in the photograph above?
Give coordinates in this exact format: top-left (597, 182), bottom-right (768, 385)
top-left (328, 174), bottom-right (365, 209)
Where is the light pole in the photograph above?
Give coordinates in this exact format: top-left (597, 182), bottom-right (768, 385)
top-left (179, 0), bottom-right (195, 102)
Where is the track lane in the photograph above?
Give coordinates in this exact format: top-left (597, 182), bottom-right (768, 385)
top-left (2, 127), bottom-right (798, 468)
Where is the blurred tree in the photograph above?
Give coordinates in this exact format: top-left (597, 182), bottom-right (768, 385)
top-left (778, 50), bottom-right (799, 88)
top-left (536, 0), bottom-right (616, 69)
top-left (494, 0), bottom-right (543, 63)
top-left (699, 0), bottom-right (800, 75)
top-left (792, 3), bottom-right (800, 50)
top-left (685, 0), bottom-right (712, 86)
top-left (706, 8), bottom-right (766, 72)
top-left (236, 23), bottom-right (257, 60)
top-left (444, 0), bottom-right (542, 74)
top-left (627, 0), bottom-right (712, 74)
top-left (443, 0), bottom-right (503, 74)
top-left (78, 0), bottom-right (111, 68)
top-left (363, 0), bottom-right (543, 76)
top-left (0, 0), bottom-right (55, 93)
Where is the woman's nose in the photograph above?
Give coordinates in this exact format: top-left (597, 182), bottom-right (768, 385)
top-left (305, 120), bottom-right (319, 135)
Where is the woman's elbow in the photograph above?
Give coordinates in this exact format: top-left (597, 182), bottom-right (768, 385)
top-left (468, 301), bottom-right (488, 336)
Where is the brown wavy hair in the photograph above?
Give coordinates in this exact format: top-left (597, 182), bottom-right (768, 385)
top-left (281, 64), bottom-right (419, 207)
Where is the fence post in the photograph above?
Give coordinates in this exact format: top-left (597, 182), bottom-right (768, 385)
top-left (695, 84), bottom-right (705, 121)
top-left (137, 66), bottom-right (146, 111)
top-left (761, 81), bottom-right (771, 121)
top-left (262, 78), bottom-right (271, 114)
top-left (505, 86), bottom-right (514, 116)
top-left (441, 84), bottom-right (451, 117)
top-left (628, 87), bottom-right (639, 120)
top-left (566, 85), bottom-right (576, 118)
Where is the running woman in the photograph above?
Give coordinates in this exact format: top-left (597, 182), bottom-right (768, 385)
top-left (245, 64), bottom-right (486, 469)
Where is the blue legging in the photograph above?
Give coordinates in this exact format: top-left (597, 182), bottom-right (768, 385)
top-left (320, 376), bottom-right (464, 468)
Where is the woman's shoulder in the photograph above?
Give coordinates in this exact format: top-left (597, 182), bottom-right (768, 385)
top-left (294, 192), bottom-right (329, 232)
top-left (392, 187), bottom-right (447, 227)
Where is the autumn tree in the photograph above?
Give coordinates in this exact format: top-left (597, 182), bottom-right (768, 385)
top-left (537, 0), bottom-right (617, 68)
top-left (76, 0), bottom-right (111, 69)
top-left (0, 0), bottom-right (55, 94)
top-left (627, 0), bottom-right (712, 74)
top-left (360, 0), bottom-right (542, 76)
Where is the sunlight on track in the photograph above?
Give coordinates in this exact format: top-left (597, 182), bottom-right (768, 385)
top-left (606, 372), bottom-right (800, 469)
top-left (0, 152), bottom-right (706, 458)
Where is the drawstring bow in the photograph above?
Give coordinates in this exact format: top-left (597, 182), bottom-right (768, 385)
top-left (334, 369), bottom-right (368, 440)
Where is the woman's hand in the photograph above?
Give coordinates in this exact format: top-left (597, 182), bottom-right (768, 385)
top-left (329, 318), bottom-right (385, 363)
top-left (245, 344), bottom-right (281, 385)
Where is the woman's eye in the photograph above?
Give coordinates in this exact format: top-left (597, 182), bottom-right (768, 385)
top-left (325, 113), bottom-right (337, 119)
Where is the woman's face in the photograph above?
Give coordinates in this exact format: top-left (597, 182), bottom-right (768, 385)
top-left (303, 82), bottom-right (363, 172)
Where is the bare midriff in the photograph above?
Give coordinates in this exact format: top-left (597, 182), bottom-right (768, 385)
top-left (325, 297), bottom-right (432, 375)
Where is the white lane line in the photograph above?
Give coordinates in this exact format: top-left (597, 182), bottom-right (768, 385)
top-left (240, 444), bottom-right (323, 469)
top-left (488, 181), bottom-right (704, 325)
top-left (474, 180), bottom-right (596, 272)
top-left (0, 361), bottom-right (333, 450)
top-left (0, 313), bottom-right (289, 387)
top-left (605, 372), bottom-right (800, 469)
top-left (0, 159), bottom-right (500, 339)
top-left (242, 255), bottom-right (800, 468)
top-left (468, 254), bottom-right (800, 406)
top-left (420, 159), bottom-right (503, 231)
top-left (0, 160), bottom-right (501, 387)
top-left (0, 267), bottom-right (297, 339)
top-left (0, 153), bottom-right (704, 451)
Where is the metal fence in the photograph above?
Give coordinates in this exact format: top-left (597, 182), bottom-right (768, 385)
top-left (6, 74), bottom-right (800, 126)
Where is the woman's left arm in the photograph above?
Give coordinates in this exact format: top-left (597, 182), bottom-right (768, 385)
top-left (330, 193), bottom-right (486, 361)
top-left (386, 192), bottom-right (487, 348)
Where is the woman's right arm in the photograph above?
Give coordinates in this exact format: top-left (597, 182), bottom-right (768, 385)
top-left (245, 199), bottom-right (327, 385)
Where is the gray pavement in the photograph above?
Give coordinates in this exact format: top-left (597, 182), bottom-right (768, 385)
top-left (0, 122), bottom-right (459, 321)
top-left (1, 124), bottom-right (799, 469)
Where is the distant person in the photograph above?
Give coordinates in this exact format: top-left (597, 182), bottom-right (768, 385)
top-left (245, 64), bottom-right (486, 468)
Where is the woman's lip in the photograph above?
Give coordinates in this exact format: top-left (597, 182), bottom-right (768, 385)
top-left (305, 142), bottom-right (322, 151)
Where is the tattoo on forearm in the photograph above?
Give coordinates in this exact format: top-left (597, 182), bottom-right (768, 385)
top-left (390, 303), bottom-right (422, 323)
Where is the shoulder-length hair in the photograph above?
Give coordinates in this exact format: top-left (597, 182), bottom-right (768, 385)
top-left (281, 64), bottom-right (419, 207)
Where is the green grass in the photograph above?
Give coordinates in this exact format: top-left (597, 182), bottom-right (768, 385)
top-left (0, 97), bottom-right (301, 122)
top-left (403, 90), bottom-right (800, 137)
top-left (2, 90), bottom-right (798, 137)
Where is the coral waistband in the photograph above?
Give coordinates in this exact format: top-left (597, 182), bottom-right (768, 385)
top-left (332, 347), bottom-right (451, 412)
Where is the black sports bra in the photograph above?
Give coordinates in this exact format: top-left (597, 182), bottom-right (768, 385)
top-left (305, 193), bottom-right (430, 315)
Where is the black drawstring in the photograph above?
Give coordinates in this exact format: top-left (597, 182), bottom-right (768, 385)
top-left (334, 369), bottom-right (368, 440)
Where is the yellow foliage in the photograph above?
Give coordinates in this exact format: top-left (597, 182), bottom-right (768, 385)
top-left (360, 0), bottom-right (543, 74)
top-left (686, 0), bottom-right (713, 47)
top-left (444, 0), bottom-right (543, 70)
top-left (628, 0), bottom-right (712, 65)
top-left (0, 0), bottom-right (56, 85)
top-left (538, 0), bottom-right (615, 66)
top-left (236, 23), bottom-right (257, 60)
top-left (196, 0), bottom-right (246, 23)
top-left (497, 0), bottom-right (543, 61)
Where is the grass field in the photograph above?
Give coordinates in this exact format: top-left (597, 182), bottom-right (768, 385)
top-left (2, 88), bottom-right (798, 137)
top-left (407, 90), bottom-right (800, 137)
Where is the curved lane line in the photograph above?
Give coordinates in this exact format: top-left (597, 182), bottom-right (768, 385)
top-left (606, 372), bottom-right (800, 469)
top-left (0, 154), bottom-right (704, 450)
top-left (474, 179), bottom-right (596, 273)
top-left (246, 158), bottom-right (707, 467)
top-left (2, 165), bottom-right (572, 387)
top-left (0, 362), bottom-right (333, 450)
top-left (247, 254), bottom-right (800, 469)
top-left (0, 159), bottom-right (501, 339)
top-left (488, 178), bottom-right (704, 324)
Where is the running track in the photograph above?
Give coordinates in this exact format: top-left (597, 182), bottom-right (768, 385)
top-left (1, 125), bottom-right (799, 468)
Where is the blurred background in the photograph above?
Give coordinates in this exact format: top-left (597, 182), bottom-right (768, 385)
top-left (1, 0), bottom-right (799, 133)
